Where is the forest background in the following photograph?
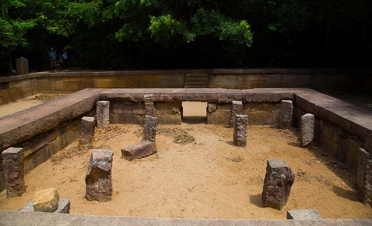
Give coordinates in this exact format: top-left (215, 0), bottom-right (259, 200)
top-left (1, 0), bottom-right (371, 74)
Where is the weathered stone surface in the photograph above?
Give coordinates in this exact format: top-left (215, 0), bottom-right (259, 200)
top-left (145, 102), bottom-right (157, 117)
top-left (2, 147), bottom-right (25, 198)
top-left (229, 101), bottom-right (243, 127)
top-left (15, 57), bottom-right (29, 75)
top-left (85, 149), bottom-right (113, 202)
top-left (79, 116), bottom-right (96, 145)
top-left (279, 100), bottom-right (293, 129)
top-left (122, 141), bottom-right (157, 161)
top-left (33, 188), bottom-right (59, 212)
top-left (357, 148), bottom-right (372, 205)
top-left (233, 115), bottom-right (248, 147)
top-left (144, 94), bottom-right (154, 102)
top-left (143, 115), bottom-right (158, 142)
top-left (207, 103), bottom-right (217, 113)
top-left (287, 209), bottom-right (322, 219)
top-left (300, 113), bottom-right (314, 147)
top-left (96, 101), bottom-right (110, 128)
top-left (262, 159), bottom-right (295, 210)
top-left (20, 198), bottom-right (70, 214)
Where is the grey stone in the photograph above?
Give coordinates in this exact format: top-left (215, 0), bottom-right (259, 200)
top-left (357, 148), bottom-right (372, 205)
top-left (85, 149), bottom-right (114, 202)
top-left (233, 114), bottom-right (248, 147)
top-left (20, 198), bottom-right (70, 214)
top-left (279, 100), bottom-right (293, 129)
top-left (300, 113), bottom-right (314, 147)
top-left (96, 101), bottom-right (110, 128)
top-left (207, 103), bottom-right (217, 113)
top-left (15, 57), bottom-right (29, 75)
top-left (79, 116), bottom-right (96, 145)
top-left (1, 147), bottom-right (25, 198)
top-left (229, 101), bottom-right (243, 127)
top-left (143, 115), bottom-right (158, 142)
top-left (145, 102), bottom-right (157, 117)
top-left (262, 159), bottom-right (295, 210)
top-left (287, 209), bottom-right (322, 219)
top-left (122, 141), bottom-right (157, 161)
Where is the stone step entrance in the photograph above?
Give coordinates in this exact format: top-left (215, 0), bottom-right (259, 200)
top-left (184, 73), bottom-right (208, 88)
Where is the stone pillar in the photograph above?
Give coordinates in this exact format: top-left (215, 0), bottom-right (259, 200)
top-left (144, 94), bottom-right (156, 117)
top-left (79, 116), bottom-right (96, 145)
top-left (122, 141), bottom-right (157, 161)
top-left (279, 100), bottom-right (293, 129)
top-left (85, 149), bottom-right (114, 202)
top-left (357, 148), bottom-right (372, 205)
top-left (229, 101), bottom-right (243, 127)
top-left (96, 101), bottom-right (110, 128)
top-left (143, 115), bottom-right (158, 142)
top-left (262, 159), bottom-right (295, 210)
top-left (15, 57), bottom-right (29, 75)
top-left (233, 114), bottom-right (248, 147)
top-left (2, 147), bottom-right (26, 198)
top-left (300, 113), bottom-right (314, 147)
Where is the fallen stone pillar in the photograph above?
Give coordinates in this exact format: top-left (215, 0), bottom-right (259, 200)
top-left (357, 148), bottom-right (372, 205)
top-left (33, 188), bottom-right (59, 212)
top-left (2, 147), bottom-right (25, 198)
top-left (262, 159), bottom-right (295, 210)
top-left (122, 141), bottom-right (157, 161)
top-left (85, 149), bottom-right (114, 202)
top-left (79, 116), bottom-right (96, 145)
top-left (300, 113), bottom-right (314, 147)
top-left (229, 101), bottom-right (243, 127)
top-left (15, 57), bottom-right (29, 75)
top-left (279, 100), bottom-right (293, 129)
top-left (287, 209), bottom-right (322, 219)
top-left (233, 114), bottom-right (248, 147)
top-left (96, 101), bottom-right (110, 128)
top-left (143, 115), bottom-right (158, 142)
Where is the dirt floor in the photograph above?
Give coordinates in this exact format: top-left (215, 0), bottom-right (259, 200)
top-left (0, 98), bottom-right (371, 219)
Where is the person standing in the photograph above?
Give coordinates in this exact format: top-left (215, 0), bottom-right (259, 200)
top-left (62, 50), bottom-right (68, 71)
top-left (48, 47), bottom-right (57, 71)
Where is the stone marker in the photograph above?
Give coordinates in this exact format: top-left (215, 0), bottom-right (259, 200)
top-left (79, 116), bottom-right (96, 145)
top-left (33, 188), bottom-right (59, 212)
top-left (145, 102), bottom-right (156, 117)
top-left (357, 148), bottom-right (372, 205)
top-left (96, 101), bottom-right (110, 128)
top-left (2, 147), bottom-right (26, 198)
top-left (85, 149), bottom-right (113, 202)
top-left (262, 159), bottom-right (295, 210)
top-left (122, 141), bottom-right (157, 161)
top-left (287, 209), bottom-right (322, 219)
top-left (279, 100), bottom-right (293, 129)
top-left (15, 57), bottom-right (29, 75)
top-left (20, 198), bottom-right (70, 213)
top-left (233, 114), bottom-right (248, 147)
top-left (300, 113), bottom-right (314, 147)
top-left (143, 115), bottom-right (158, 142)
top-left (229, 101), bottom-right (243, 127)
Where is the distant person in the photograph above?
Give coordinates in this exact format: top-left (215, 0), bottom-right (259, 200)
top-left (62, 50), bottom-right (68, 71)
top-left (48, 47), bottom-right (57, 71)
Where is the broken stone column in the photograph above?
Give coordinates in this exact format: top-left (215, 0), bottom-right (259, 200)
top-left (143, 115), bottom-right (158, 142)
top-left (85, 149), bottom-right (114, 202)
top-left (287, 209), bottom-right (322, 219)
top-left (300, 113), bottom-right (314, 147)
top-left (262, 159), bottom-right (295, 210)
top-left (1, 147), bottom-right (26, 198)
top-left (229, 101), bottom-right (243, 127)
top-left (357, 148), bottom-right (372, 205)
top-left (79, 116), bottom-right (96, 145)
top-left (15, 57), bottom-right (29, 75)
top-left (233, 114), bottom-right (248, 147)
top-left (122, 141), bottom-right (157, 161)
top-left (279, 100), bottom-right (293, 129)
top-left (96, 101), bottom-right (110, 128)
top-left (144, 94), bottom-right (156, 117)
top-left (33, 188), bottom-right (59, 212)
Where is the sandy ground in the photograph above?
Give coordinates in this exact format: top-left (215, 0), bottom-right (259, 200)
top-left (0, 99), bottom-right (371, 219)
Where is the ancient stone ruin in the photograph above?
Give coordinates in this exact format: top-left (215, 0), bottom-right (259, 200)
top-left (233, 114), bottom-right (248, 147)
top-left (85, 149), bottom-right (114, 202)
top-left (300, 113), bottom-right (315, 147)
top-left (79, 116), bottom-right (96, 145)
top-left (357, 148), bottom-right (372, 205)
top-left (2, 147), bottom-right (26, 198)
top-left (262, 159), bottom-right (295, 210)
top-left (229, 101), bottom-right (243, 127)
top-left (33, 188), bottom-right (60, 212)
top-left (143, 115), bottom-right (158, 142)
top-left (96, 101), bottom-right (110, 128)
top-left (121, 141), bottom-right (157, 161)
top-left (279, 100), bottom-right (293, 129)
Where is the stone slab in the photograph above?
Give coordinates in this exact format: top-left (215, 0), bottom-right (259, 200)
top-left (20, 198), bottom-right (70, 213)
top-left (287, 209), bottom-right (322, 219)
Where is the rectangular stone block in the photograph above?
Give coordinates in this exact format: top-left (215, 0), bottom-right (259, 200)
top-left (287, 209), bottom-right (322, 219)
top-left (229, 101), bottom-right (243, 127)
top-left (79, 117), bottom-right (96, 145)
top-left (122, 141), bottom-right (157, 161)
top-left (2, 147), bottom-right (26, 198)
top-left (20, 198), bottom-right (70, 213)
top-left (96, 101), bottom-right (110, 128)
top-left (15, 57), bottom-right (29, 75)
top-left (357, 148), bottom-right (372, 205)
top-left (279, 100), bottom-right (293, 129)
top-left (143, 115), bottom-right (158, 142)
top-left (233, 115), bottom-right (248, 147)
top-left (300, 113), bottom-right (314, 147)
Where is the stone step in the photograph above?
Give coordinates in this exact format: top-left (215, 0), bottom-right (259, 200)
top-left (184, 73), bottom-right (208, 88)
